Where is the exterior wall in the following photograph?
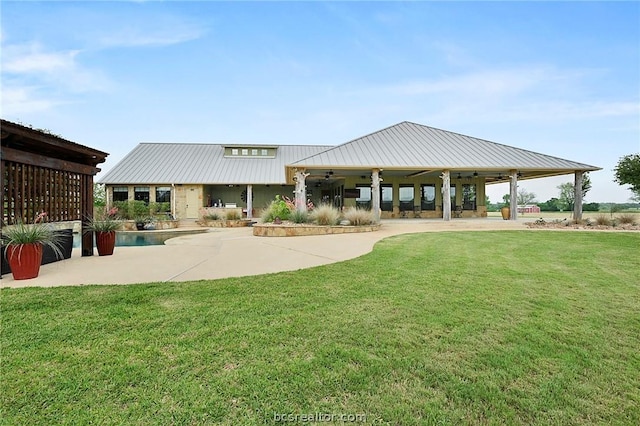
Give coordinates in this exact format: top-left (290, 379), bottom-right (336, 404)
top-left (106, 176), bottom-right (488, 220)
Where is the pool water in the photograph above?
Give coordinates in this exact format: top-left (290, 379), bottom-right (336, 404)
top-left (73, 230), bottom-right (208, 247)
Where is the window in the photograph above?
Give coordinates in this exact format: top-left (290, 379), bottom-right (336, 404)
top-left (462, 184), bottom-right (476, 210)
top-left (113, 186), bottom-right (128, 202)
top-left (420, 184), bottom-right (436, 210)
top-left (251, 149), bottom-right (258, 156)
top-left (231, 148), bottom-right (239, 156)
top-left (381, 184), bottom-right (393, 212)
top-left (241, 149), bottom-right (248, 156)
top-left (155, 186), bottom-right (171, 203)
top-left (134, 186), bottom-right (150, 204)
top-left (399, 185), bottom-right (414, 212)
top-left (261, 149), bottom-right (268, 156)
top-left (450, 185), bottom-right (456, 209)
top-left (356, 185), bottom-right (371, 210)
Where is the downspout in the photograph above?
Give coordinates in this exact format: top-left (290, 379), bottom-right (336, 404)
top-left (171, 183), bottom-right (176, 220)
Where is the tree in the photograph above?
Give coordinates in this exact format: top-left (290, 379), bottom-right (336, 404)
top-left (613, 153), bottom-right (640, 199)
top-left (556, 173), bottom-right (592, 211)
top-left (557, 182), bottom-right (574, 211)
top-left (539, 198), bottom-right (561, 211)
top-left (517, 188), bottom-right (537, 205)
top-left (94, 183), bottom-right (106, 207)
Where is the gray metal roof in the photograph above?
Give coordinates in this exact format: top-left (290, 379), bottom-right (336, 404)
top-left (98, 143), bottom-right (332, 185)
top-left (99, 121), bottom-right (600, 186)
top-left (291, 121), bottom-right (600, 172)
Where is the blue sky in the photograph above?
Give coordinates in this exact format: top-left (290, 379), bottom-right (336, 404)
top-left (2, 1), bottom-right (638, 203)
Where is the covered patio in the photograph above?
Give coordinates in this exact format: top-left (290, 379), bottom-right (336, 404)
top-left (286, 122), bottom-right (600, 221)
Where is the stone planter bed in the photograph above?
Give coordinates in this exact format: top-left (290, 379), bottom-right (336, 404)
top-left (253, 223), bottom-right (381, 237)
top-left (525, 220), bottom-right (640, 231)
top-left (121, 220), bottom-right (179, 231)
top-left (197, 219), bottom-right (252, 228)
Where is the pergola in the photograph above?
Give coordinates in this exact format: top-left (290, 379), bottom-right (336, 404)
top-left (1, 119), bottom-right (108, 256)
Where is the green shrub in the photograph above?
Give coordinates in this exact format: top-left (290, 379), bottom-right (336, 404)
top-left (289, 209), bottom-right (309, 224)
top-left (260, 196), bottom-right (292, 222)
top-left (112, 200), bottom-right (149, 220)
top-left (342, 207), bottom-right (376, 226)
top-left (203, 213), bottom-right (220, 221)
top-left (310, 204), bottom-right (341, 226)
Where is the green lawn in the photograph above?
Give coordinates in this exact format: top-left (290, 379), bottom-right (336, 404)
top-left (2, 231), bottom-right (639, 425)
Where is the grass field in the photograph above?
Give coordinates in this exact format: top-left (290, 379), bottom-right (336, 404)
top-left (2, 231), bottom-right (639, 425)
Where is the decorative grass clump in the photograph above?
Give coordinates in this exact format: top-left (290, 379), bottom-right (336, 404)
top-left (342, 206), bottom-right (376, 225)
top-left (289, 209), bottom-right (309, 224)
top-left (309, 204), bottom-right (341, 225)
top-left (203, 213), bottom-right (220, 221)
top-left (225, 210), bottom-right (241, 220)
top-left (617, 213), bottom-right (637, 225)
top-left (594, 214), bottom-right (612, 226)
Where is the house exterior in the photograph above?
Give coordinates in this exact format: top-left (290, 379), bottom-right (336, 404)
top-left (98, 121), bottom-right (600, 221)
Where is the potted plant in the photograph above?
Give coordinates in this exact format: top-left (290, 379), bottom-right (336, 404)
top-left (1, 212), bottom-right (63, 280)
top-left (500, 201), bottom-right (511, 220)
top-left (86, 207), bottom-right (121, 256)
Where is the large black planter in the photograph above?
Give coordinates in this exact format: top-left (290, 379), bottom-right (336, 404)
top-left (1, 229), bottom-right (74, 276)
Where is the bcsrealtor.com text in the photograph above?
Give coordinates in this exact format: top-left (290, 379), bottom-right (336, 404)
top-left (274, 412), bottom-right (367, 423)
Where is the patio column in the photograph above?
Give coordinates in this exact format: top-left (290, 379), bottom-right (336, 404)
top-left (509, 169), bottom-right (518, 220)
top-left (294, 169), bottom-right (309, 213)
top-left (441, 170), bottom-right (451, 221)
top-left (371, 168), bottom-right (381, 222)
top-left (574, 171), bottom-right (583, 221)
top-left (246, 184), bottom-right (253, 219)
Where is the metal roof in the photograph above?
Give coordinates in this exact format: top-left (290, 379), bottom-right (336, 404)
top-left (99, 121), bottom-right (601, 186)
top-left (291, 121), bottom-right (600, 172)
top-left (98, 143), bottom-right (332, 185)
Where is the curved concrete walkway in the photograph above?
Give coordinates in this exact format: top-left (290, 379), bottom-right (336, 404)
top-left (0, 219), bottom-right (527, 288)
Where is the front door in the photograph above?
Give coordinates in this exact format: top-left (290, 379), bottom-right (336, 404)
top-left (186, 187), bottom-right (200, 219)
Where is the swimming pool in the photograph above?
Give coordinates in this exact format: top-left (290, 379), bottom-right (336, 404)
top-left (73, 229), bottom-right (209, 247)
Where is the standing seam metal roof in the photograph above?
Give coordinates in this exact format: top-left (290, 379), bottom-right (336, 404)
top-left (98, 143), bottom-right (332, 184)
top-left (291, 121), bottom-right (600, 170)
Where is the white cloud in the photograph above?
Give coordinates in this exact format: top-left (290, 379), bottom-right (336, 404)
top-left (1, 42), bottom-right (111, 115)
top-left (97, 22), bottom-right (206, 48)
top-left (0, 87), bottom-right (64, 115)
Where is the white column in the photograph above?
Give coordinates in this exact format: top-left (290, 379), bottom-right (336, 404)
top-left (441, 170), bottom-right (451, 221)
top-left (246, 184), bottom-right (253, 219)
top-left (371, 169), bottom-right (381, 222)
top-left (574, 171), bottom-right (583, 221)
top-left (294, 170), bottom-right (309, 212)
top-left (509, 170), bottom-right (518, 220)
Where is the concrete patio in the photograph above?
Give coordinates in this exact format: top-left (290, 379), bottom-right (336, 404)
top-left (0, 219), bottom-right (528, 288)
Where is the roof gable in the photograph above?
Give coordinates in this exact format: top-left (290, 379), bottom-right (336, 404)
top-left (291, 121), bottom-right (599, 171)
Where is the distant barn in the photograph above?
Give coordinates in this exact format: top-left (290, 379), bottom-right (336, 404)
top-left (518, 204), bottom-right (541, 214)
